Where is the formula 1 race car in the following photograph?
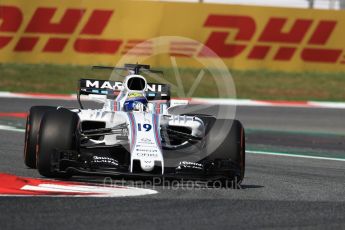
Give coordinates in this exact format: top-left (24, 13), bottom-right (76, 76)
top-left (24, 64), bottom-right (245, 185)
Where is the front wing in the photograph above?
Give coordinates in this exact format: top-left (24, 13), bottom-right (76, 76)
top-left (53, 149), bottom-right (241, 181)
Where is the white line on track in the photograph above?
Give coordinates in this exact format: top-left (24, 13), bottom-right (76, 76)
top-left (1, 91), bottom-right (345, 109)
top-left (247, 150), bottom-right (345, 162)
top-left (0, 125), bottom-right (25, 133)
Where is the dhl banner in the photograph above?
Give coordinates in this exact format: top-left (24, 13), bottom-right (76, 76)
top-left (1, 0), bottom-right (345, 72)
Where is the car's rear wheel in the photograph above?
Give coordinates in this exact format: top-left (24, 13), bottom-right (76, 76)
top-left (206, 119), bottom-right (245, 184)
top-left (24, 106), bottom-right (57, 168)
top-left (36, 108), bottom-right (79, 178)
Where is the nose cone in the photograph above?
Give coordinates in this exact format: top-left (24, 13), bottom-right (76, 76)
top-left (140, 160), bottom-right (155, 172)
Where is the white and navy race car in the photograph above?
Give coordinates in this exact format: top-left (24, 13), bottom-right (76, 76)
top-left (24, 64), bottom-right (245, 185)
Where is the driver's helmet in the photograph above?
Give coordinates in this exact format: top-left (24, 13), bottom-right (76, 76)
top-left (123, 92), bottom-right (148, 112)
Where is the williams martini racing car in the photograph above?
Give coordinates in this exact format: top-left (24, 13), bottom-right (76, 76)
top-left (24, 64), bottom-right (245, 184)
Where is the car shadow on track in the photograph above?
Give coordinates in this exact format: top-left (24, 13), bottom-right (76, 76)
top-left (56, 176), bottom-right (265, 190)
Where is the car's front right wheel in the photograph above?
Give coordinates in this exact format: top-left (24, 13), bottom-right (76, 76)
top-left (24, 106), bottom-right (57, 169)
top-left (36, 108), bottom-right (79, 178)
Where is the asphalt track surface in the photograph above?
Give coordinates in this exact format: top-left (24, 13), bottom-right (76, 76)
top-left (0, 98), bottom-right (344, 230)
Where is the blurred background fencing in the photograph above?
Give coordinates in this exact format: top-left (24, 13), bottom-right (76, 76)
top-left (160, 0), bottom-right (345, 10)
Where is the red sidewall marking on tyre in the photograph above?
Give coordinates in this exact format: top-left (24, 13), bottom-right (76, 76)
top-left (0, 173), bottom-right (157, 197)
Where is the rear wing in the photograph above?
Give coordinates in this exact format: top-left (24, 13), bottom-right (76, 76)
top-left (79, 79), bottom-right (170, 101)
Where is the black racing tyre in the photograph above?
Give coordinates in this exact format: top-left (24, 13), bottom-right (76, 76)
top-left (24, 106), bottom-right (57, 168)
top-left (36, 108), bottom-right (79, 178)
top-left (206, 119), bottom-right (245, 182)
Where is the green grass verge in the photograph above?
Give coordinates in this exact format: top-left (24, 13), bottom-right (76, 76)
top-left (1, 63), bottom-right (345, 101)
